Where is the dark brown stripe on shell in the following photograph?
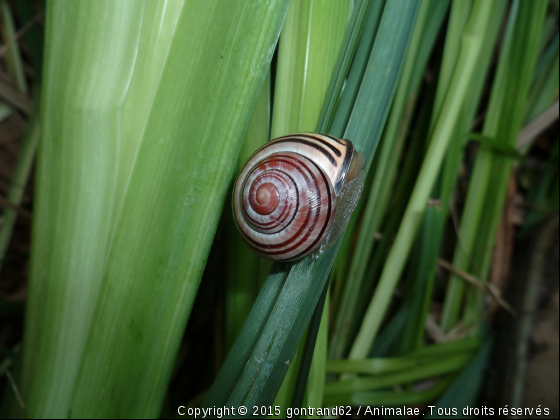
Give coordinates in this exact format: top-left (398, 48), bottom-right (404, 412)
top-left (291, 133), bottom-right (342, 157)
top-left (322, 134), bottom-right (345, 144)
top-left (283, 157), bottom-right (333, 260)
top-left (255, 156), bottom-right (333, 260)
top-left (273, 138), bottom-right (337, 167)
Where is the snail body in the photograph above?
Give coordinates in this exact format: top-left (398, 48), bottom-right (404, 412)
top-left (233, 133), bottom-right (364, 262)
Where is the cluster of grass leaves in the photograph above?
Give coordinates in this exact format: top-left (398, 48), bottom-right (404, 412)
top-left (0, 0), bottom-right (557, 418)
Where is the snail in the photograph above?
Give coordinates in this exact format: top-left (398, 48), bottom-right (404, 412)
top-left (233, 133), bottom-right (365, 262)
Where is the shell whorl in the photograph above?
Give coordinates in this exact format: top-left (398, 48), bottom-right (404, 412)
top-left (233, 133), bottom-right (354, 262)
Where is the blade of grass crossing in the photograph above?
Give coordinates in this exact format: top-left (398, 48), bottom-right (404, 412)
top-left (0, 0), bottom-right (28, 94)
top-left (322, 377), bottom-right (453, 407)
top-left (328, 338), bottom-right (481, 374)
top-left (324, 353), bottom-right (472, 394)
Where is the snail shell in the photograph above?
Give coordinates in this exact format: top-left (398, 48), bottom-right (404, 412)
top-left (233, 133), bottom-right (364, 262)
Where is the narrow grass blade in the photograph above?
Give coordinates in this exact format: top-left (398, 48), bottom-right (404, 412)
top-left (325, 353), bottom-right (472, 394)
top-left (291, 286), bottom-right (328, 410)
top-left (323, 377), bottom-right (453, 407)
top-left (329, 0), bottom-right (385, 137)
top-left (525, 33), bottom-right (559, 123)
top-left (327, 337), bottom-right (480, 374)
top-left (0, 0), bottom-right (28, 94)
top-left (397, 205), bottom-right (443, 354)
top-left (317, 0), bottom-right (374, 134)
top-left (301, 291), bottom-right (329, 416)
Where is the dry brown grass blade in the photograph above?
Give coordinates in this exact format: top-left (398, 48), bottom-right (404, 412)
top-left (438, 258), bottom-right (516, 316)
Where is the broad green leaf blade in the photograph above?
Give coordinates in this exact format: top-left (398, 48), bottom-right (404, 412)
top-left (70, 1), bottom-right (289, 416)
top-left (22, 2), bottom-right (147, 416)
top-left (21, 1), bottom-right (289, 418)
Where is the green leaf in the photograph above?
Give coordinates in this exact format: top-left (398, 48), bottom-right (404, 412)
top-left (21, 1), bottom-right (289, 417)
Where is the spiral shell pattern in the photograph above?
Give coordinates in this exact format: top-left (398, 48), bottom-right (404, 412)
top-left (233, 133), bottom-right (354, 261)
